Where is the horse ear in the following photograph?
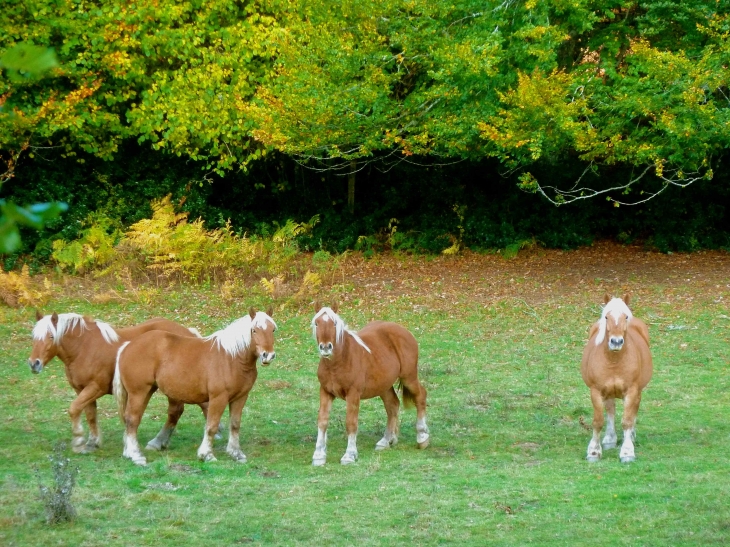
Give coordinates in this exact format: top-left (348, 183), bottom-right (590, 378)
top-left (249, 307), bottom-right (256, 320)
top-left (331, 301), bottom-right (339, 314)
top-left (314, 301), bottom-right (322, 313)
top-left (35, 309), bottom-right (44, 321)
top-left (266, 305), bottom-right (274, 318)
top-left (51, 312), bottom-right (59, 327)
top-left (622, 293), bottom-right (631, 306)
top-left (603, 293), bottom-right (611, 305)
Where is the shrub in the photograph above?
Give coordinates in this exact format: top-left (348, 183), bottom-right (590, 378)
top-left (35, 442), bottom-right (80, 524)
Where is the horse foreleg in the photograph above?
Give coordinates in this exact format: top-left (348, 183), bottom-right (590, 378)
top-left (83, 400), bottom-right (101, 452)
top-left (341, 393), bottom-right (361, 465)
top-left (225, 394), bottom-right (250, 463)
top-left (375, 388), bottom-right (400, 450)
top-left (587, 389), bottom-right (605, 462)
top-left (199, 401), bottom-right (225, 440)
top-left (312, 388), bottom-right (333, 466)
top-left (619, 390), bottom-right (642, 463)
top-left (602, 398), bottom-right (617, 449)
top-left (197, 395), bottom-right (227, 463)
top-left (147, 399), bottom-right (184, 451)
top-left (68, 385), bottom-right (104, 453)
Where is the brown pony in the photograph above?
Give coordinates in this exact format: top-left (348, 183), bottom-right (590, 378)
top-left (581, 294), bottom-right (653, 463)
top-left (113, 308), bottom-right (276, 466)
top-left (29, 311), bottom-right (205, 453)
top-left (310, 302), bottom-right (429, 466)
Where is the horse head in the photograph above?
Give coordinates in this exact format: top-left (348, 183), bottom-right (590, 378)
top-left (598, 294), bottom-right (632, 352)
top-left (312, 301), bottom-right (341, 358)
top-left (29, 310), bottom-right (59, 374)
top-left (249, 306), bottom-right (277, 365)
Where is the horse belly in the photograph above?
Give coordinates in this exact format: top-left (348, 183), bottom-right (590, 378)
top-left (155, 363), bottom-right (208, 404)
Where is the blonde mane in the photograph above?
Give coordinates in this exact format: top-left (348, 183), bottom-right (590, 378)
top-left (33, 313), bottom-right (120, 345)
top-left (205, 312), bottom-right (277, 358)
top-left (312, 307), bottom-right (372, 354)
top-left (595, 298), bottom-right (633, 345)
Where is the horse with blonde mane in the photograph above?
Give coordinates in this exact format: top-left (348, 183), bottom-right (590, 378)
top-left (581, 294), bottom-right (653, 463)
top-left (28, 311), bottom-right (204, 453)
top-left (114, 307), bottom-right (276, 466)
top-left (310, 302), bottom-right (429, 466)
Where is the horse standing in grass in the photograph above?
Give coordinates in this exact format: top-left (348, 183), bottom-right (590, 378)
top-left (114, 308), bottom-right (276, 466)
top-left (310, 302), bottom-right (429, 466)
top-left (581, 294), bottom-right (653, 463)
top-left (28, 311), bottom-right (204, 453)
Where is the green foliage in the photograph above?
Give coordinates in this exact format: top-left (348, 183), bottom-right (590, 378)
top-left (51, 212), bottom-right (121, 274)
top-left (35, 442), bottom-right (79, 524)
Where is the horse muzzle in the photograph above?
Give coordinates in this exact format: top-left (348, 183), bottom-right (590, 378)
top-left (608, 337), bottom-right (624, 351)
top-left (318, 342), bottom-right (333, 359)
top-left (28, 358), bottom-right (44, 374)
top-left (260, 351), bottom-right (276, 366)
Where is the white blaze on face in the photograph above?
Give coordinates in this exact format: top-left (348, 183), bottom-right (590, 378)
top-left (595, 298), bottom-right (633, 346)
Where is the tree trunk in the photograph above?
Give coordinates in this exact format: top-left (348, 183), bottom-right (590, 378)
top-left (347, 160), bottom-right (356, 214)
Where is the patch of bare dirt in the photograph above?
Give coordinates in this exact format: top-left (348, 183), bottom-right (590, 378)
top-left (329, 241), bottom-right (730, 311)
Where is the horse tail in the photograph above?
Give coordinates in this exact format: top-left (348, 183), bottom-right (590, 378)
top-left (113, 342), bottom-right (130, 425)
top-left (398, 380), bottom-right (416, 409)
top-left (188, 327), bottom-right (202, 338)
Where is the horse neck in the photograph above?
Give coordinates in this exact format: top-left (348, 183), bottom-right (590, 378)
top-left (233, 345), bottom-right (258, 370)
top-left (325, 334), bottom-right (359, 368)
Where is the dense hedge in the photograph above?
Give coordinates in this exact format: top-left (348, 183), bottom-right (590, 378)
top-left (3, 144), bottom-right (728, 268)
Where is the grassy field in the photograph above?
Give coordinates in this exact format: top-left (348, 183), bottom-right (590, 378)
top-left (1, 245), bottom-right (729, 546)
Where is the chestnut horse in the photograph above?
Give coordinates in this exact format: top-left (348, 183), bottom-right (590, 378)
top-left (29, 311), bottom-right (206, 453)
top-left (581, 294), bottom-right (653, 463)
top-left (310, 303), bottom-right (429, 466)
top-left (113, 308), bottom-right (276, 466)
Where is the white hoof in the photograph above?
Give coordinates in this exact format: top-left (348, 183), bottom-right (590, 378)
top-left (71, 438), bottom-right (86, 453)
top-left (227, 448), bottom-right (247, 463)
top-left (132, 455), bottom-right (147, 466)
top-left (417, 436), bottom-right (430, 450)
top-left (312, 457), bottom-right (326, 467)
top-left (586, 454), bottom-right (601, 463)
top-left (199, 452), bottom-right (217, 462)
top-left (340, 452), bottom-right (358, 465)
top-left (375, 436), bottom-right (398, 451)
top-left (602, 440), bottom-right (617, 450)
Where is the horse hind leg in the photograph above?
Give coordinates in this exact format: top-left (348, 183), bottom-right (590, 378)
top-left (83, 401), bottom-right (101, 452)
top-left (375, 387), bottom-right (400, 451)
top-left (602, 398), bottom-right (618, 450)
top-left (123, 390), bottom-right (155, 466)
top-left (402, 378), bottom-right (429, 449)
top-left (146, 399), bottom-right (184, 451)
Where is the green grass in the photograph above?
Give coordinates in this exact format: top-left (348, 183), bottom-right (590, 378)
top-left (1, 278), bottom-right (729, 546)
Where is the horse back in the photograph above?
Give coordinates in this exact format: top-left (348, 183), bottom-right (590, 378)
top-left (117, 319), bottom-right (197, 342)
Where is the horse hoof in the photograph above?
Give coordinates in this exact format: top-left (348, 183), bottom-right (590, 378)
top-left (340, 454), bottom-right (357, 465)
top-left (146, 441), bottom-right (165, 451)
top-left (132, 456), bottom-right (147, 466)
top-left (620, 455), bottom-right (635, 464)
top-left (214, 432), bottom-right (223, 441)
top-left (71, 442), bottom-right (86, 454)
top-left (602, 441), bottom-right (617, 450)
top-left (200, 453), bottom-right (217, 463)
top-left (586, 454), bottom-right (601, 462)
top-left (417, 438), bottom-right (430, 450)
top-left (227, 450), bottom-right (247, 463)
top-left (80, 445), bottom-right (97, 454)
top-left (375, 438), bottom-right (397, 451)
top-left (312, 458), bottom-right (326, 467)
